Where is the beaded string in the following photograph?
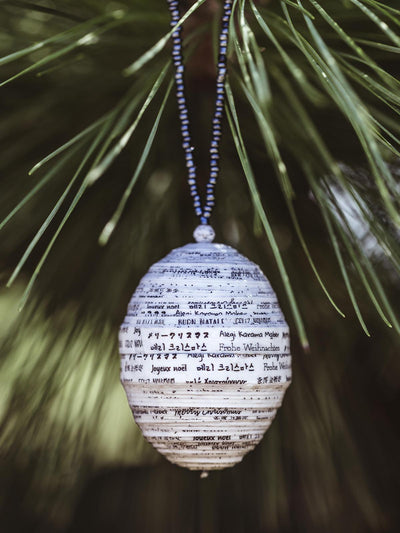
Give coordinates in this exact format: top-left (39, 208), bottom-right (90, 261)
top-left (167, 0), bottom-right (233, 226)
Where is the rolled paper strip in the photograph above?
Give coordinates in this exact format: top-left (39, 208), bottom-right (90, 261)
top-left (119, 242), bottom-right (291, 471)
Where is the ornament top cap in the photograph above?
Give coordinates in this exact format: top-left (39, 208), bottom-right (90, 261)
top-left (193, 224), bottom-right (215, 243)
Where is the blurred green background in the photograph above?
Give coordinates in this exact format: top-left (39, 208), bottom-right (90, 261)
top-left (0, 1), bottom-right (399, 532)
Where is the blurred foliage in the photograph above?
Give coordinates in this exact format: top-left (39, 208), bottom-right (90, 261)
top-left (0, 0), bottom-right (399, 532)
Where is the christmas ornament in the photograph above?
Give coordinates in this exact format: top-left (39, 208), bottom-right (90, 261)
top-left (119, 234), bottom-right (291, 471)
top-left (119, 0), bottom-right (291, 472)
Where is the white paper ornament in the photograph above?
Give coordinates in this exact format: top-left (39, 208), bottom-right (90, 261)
top-left (119, 232), bottom-right (291, 472)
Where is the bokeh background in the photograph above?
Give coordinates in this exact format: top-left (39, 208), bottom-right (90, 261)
top-left (0, 1), bottom-right (399, 532)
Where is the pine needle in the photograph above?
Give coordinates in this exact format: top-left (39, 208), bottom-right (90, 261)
top-left (99, 80), bottom-right (173, 246)
top-left (226, 84), bottom-right (309, 350)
